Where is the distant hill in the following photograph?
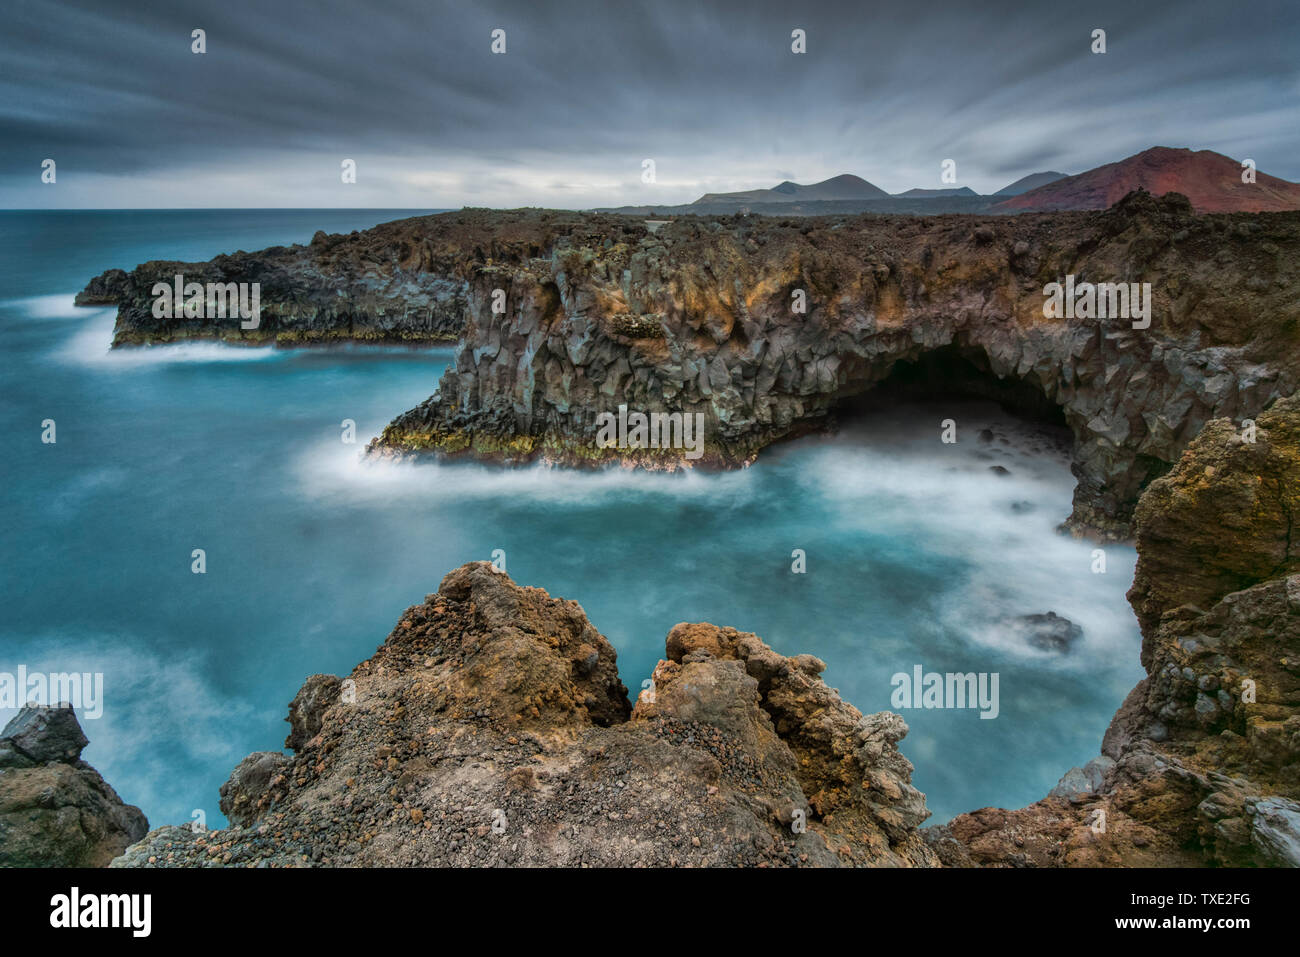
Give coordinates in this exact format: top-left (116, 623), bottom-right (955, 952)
top-left (993, 148), bottom-right (1300, 213)
top-left (993, 171), bottom-right (1068, 197)
top-left (692, 173), bottom-right (889, 205)
top-left (891, 187), bottom-right (979, 198)
top-left (590, 196), bottom-right (997, 217)
top-left (589, 148), bottom-right (1300, 218)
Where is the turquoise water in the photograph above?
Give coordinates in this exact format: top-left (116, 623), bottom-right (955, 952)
top-left (0, 210), bottom-right (1144, 830)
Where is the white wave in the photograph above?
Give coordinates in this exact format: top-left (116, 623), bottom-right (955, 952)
top-left (56, 312), bottom-right (282, 368)
top-left (786, 403), bottom-right (1141, 672)
top-left (294, 438), bottom-right (759, 508)
top-left (3, 292), bottom-right (92, 320)
top-left (300, 398), bottom-right (1142, 674)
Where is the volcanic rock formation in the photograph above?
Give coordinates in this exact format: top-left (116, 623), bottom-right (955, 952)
top-left (993, 148), bottom-right (1300, 214)
top-left (368, 194), bottom-right (1300, 538)
top-left (83, 197), bottom-right (1300, 537)
top-left (928, 394), bottom-right (1300, 867)
top-left (111, 563), bottom-right (936, 868)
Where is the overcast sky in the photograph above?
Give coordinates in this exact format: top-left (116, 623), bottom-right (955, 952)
top-left (3, 0), bottom-right (1298, 208)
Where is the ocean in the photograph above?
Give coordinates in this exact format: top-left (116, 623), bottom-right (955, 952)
top-left (0, 209), bottom-right (1144, 829)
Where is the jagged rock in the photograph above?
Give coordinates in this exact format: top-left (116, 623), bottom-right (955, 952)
top-left (219, 751), bottom-right (292, 827)
top-left (1249, 797), bottom-right (1300, 866)
top-left (650, 622), bottom-right (934, 862)
top-left (1048, 756), bottom-right (1114, 798)
top-left (1, 703), bottom-right (88, 763)
top-left (74, 267), bottom-right (128, 305)
top-left (114, 562), bottom-right (935, 867)
top-left (0, 705), bottom-right (147, 867)
top-left (285, 674), bottom-right (342, 751)
top-left (1128, 393), bottom-right (1300, 638)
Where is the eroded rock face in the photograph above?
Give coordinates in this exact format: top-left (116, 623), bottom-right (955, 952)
top-left (647, 622), bottom-right (934, 864)
top-left (114, 563), bottom-right (936, 867)
top-left (84, 212), bottom-right (648, 347)
top-left (1127, 394), bottom-right (1300, 639)
top-left (0, 705), bottom-right (148, 867)
top-left (285, 674), bottom-right (342, 751)
top-left (88, 200), bottom-right (1300, 536)
top-left (371, 195), bottom-right (1300, 537)
top-left (929, 394), bottom-right (1300, 867)
top-left (219, 751), bottom-right (292, 828)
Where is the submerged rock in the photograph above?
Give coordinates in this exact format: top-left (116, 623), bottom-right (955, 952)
top-left (1005, 611), bottom-right (1083, 653)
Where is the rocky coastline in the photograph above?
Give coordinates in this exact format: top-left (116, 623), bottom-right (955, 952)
top-left (99, 394), bottom-right (1298, 868)
top-left (85, 196), bottom-right (1300, 538)
top-left (930, 394), bottom-right (1300, 867)
top-left (96, 384), bottom-right (1294, 863)
top-left (23, 397), bottom-right (1300, 869)
top-left (60, 197), bottom-right (1299, 868)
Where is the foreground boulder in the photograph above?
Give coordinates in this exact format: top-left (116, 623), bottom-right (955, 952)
top-left (114, 563), bottom-right (936, 867)
top-left (0, 704), bottom-right (147, 867)
top-left (929, 395), bottom-right (1300, 867)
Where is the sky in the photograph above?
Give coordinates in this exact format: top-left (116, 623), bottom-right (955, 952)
top-left (3, 0), bottom-right (1298, 208)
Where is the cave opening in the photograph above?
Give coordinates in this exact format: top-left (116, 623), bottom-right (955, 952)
top-left (839, 343), bottom-right (1070, 436)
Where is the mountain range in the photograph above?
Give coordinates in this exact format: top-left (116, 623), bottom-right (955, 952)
top-left (593, 148), bottom-right (1300, 216)
top-left (991, 147), bottom-right (1300, 213)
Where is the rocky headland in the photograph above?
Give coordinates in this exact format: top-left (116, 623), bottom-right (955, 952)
top-left (84, 194), bottom-right (1300, 538)
top-left (365, 192), bottom-right (1300, 540)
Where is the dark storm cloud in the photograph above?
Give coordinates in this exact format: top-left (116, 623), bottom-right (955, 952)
top-left (3, 0), bottom-right (1297, 206)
